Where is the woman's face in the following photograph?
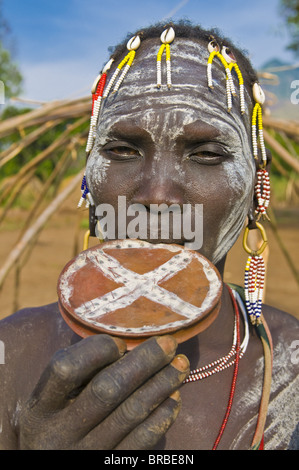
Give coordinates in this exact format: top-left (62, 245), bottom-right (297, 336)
top-left (86, 38), bottom-right (256, 266)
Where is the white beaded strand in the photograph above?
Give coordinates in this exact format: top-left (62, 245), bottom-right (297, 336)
top-left (184, 291), bottom-right (249, 383)
top-left (157, 27), bottom-right (175, 88)
top-left (166, 54), bottom-right (172, 88)
top-left (240, 83), bottom-right (245, 114)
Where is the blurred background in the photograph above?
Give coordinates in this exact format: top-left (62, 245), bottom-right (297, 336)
top-left (0, 0), bottom-right (298, 319)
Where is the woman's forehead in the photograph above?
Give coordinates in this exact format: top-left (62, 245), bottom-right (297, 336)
top-left (99, 37), bottom-right (252, 134)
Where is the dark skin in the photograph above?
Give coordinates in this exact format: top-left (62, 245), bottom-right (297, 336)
top-left (0, 37), bottom-right (298, 450)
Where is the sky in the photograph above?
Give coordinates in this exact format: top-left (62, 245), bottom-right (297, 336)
top-left (1, 0), bottom-right (296, 102)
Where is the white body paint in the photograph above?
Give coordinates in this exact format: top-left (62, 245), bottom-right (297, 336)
top-left (86, 39), bottom-right (256, 265)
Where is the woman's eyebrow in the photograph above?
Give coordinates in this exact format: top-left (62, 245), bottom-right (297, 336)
top-left (107, 121), bottom-right (152, 141)
top-left (182, 120), bottom-right (221, 142)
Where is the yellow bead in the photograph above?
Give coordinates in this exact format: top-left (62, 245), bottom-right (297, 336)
top-left (165, 44), bottom-right (171, 61)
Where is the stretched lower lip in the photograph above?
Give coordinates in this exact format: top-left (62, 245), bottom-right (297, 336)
top-left (125, 237), bottom-right (186, 247)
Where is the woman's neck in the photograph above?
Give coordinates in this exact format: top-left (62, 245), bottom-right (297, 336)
top-left (177, 282), bottom-right (237, 370)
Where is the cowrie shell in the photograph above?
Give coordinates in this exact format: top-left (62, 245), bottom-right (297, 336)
top-left (221, 46), bottom-right (236, 64)
top-left (208, 40), bottom-right (219, 53)
top-left (252, 82), bottom-right (265, 105)
top-left (91, 74), bottom-right (102, 94)
top-left (127, 35), bottom-right (141, 51)
top-left (160, 27), bottom-right (175, 44)
top-left (91, 59), bottom-right (114, 93)
top-left (102, 58), bottom-right (114, 73)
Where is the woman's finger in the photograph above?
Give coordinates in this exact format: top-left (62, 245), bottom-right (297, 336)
top-left (59, 336), bottom-right (178, 440)
top-left (116, 391), bottom-right (182, 450)
top-left (78, 354), bottom-right (189, 449)
top-left (26, 334), bottom-right (126, 413)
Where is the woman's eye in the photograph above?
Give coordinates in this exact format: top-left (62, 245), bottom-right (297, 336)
top-left (103, 144), bottom-right (141, 160)
top-left (188, 143), bottom-right (230, 165)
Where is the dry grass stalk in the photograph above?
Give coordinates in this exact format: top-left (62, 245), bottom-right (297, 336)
top-left (0, 171), bottom-right (84, 290)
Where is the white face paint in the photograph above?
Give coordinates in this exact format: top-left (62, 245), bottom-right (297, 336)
top-left (86, 38), bottom-right (256, 266)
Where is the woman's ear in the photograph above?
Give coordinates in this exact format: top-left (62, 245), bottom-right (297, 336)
top-left (247, 201), bottom-right (257, 229)
top-left (89, 204), bottom-right (97, 237)
top-left (254, 147), bottom-right (272, 173)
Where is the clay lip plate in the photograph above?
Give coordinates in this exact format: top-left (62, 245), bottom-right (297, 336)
top-left (57, 239), bottom-right (223, 343)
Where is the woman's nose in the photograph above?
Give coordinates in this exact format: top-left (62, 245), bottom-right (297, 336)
top-left (131, 172), bottom-right (185, 209)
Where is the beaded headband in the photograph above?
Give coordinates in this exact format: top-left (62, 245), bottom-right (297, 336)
top-left (78, 27), bottom-right (269, 221)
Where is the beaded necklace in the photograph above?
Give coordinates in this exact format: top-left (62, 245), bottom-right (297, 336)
top-left (185, 287), bottom-right (249, 383)
top-left (184, 286), bottom-right (248, 450)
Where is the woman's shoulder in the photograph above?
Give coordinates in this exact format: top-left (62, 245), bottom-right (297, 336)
top-left (260, 304), bottom-right (299, 450)
top-left (262, 303), bottom-right (299, 342)
top-left (0, 302), bottom-right (78, 362)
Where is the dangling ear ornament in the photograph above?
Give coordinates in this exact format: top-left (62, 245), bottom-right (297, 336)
top-left (255, 167), bottom-right (270, 221)
top-left (243, 222), bottom-right (268, 325)
top-left (85, 58), bottom-right (114, 155)
top-left (157, 27), bottom-right (175, 89)
top-left (207, 41), bottom-right (235, 112)
top-left (207, 40), bottom-right (220, 89)
top-left (222, 46), bottom-right (246, 115)
top-left (77, 173), bottom-right (95, 208)
top-left (221, 46), bottom-right (237, 97)
top-left (252, 83), bottom-right (267, 163)
top-left (251, 82), bottom-right (270, 220)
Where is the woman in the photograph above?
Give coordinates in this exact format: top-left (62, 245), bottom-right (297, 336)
top-left (0, 21), bottom-right (298, 450)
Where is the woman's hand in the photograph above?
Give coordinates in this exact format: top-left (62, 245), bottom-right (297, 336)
top-left (19, 334), bottom-right (189, 450)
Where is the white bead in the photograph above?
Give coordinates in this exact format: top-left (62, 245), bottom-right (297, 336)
top-left (160, 27), bottom-right (175, 44)
top-left (207, 63), bottom-right (213, 87)
top-left (157, 62), bottom-right (162, 87)
top-left (166, 60), bottom-right (172, 88)
top-left (113, 63), bottom-right (130, 92)
top-left (226, 68), bottom-right (235, 95)
top-left (126, 35), bottom-right (141, 51)
top-left (240, 84), bottom-right (245, 113)
top-left (103, 69), bottom-right (120, 98)
top-left (87, 193), bottom-right (94, 206)
top-left (252, 82), bottom-right (265, 104)
top-left (77, 197), bottom-right (84, 208)
top-left (226, 80), bottom-right (232, 111)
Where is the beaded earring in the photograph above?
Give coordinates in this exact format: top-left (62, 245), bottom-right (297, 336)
top-left (157, 27), bottom-right (175, 88)
top-left (79, 36), bottom-right (141, 208)
top-left (252, 83), bottom-right (271, 221)
top-left (252, 83), bottom-right (267, 163)
top-left (242, 82), bottom-right (270, 325)
top-left (77, 173), bottom-right (94, 208)
top-left (78, 58), bottom-right (114, 208)
top-left (85, 58), bottom-right (114, 156)
top-left (243, 222), bottom-right (268, 325)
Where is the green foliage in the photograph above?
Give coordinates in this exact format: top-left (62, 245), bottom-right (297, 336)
top-left (0, 106), bottom-right (87, 188)
top-left (0, 42), bottom-right (22, 99)
top-left (280, 0), bottom-right (299, 56)
top-left (0, 1), bottom-right (23, 100)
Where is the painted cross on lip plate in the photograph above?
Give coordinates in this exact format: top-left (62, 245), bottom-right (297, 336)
top-left (59, 240), bottom-right (222, 336)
